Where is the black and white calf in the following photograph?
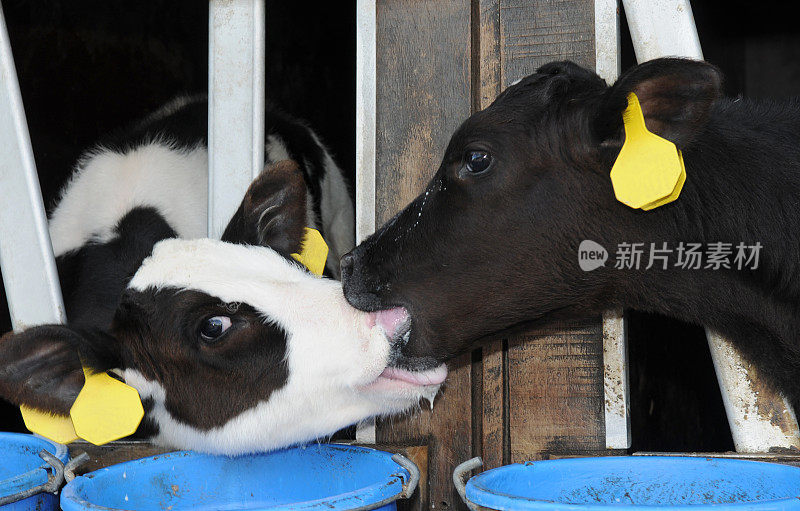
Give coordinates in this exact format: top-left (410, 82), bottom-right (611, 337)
top-left (0, 97), bottom-right (446, 454)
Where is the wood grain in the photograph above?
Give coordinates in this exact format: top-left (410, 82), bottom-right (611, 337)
top-left (375, 1), bottom-right (473, 509)
top-left (507, 318), bottom-right (606, 461)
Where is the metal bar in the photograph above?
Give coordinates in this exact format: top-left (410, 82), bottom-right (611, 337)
top-left (354, 0), bottom-right (377, 444)
top-left (0, 4), bottom-right (66, 331)
top-left (594, 0), bottom-right (621, 84)
top-left (707, 331), bottom-right (800, 452)
top-left (603, 309), bottom-right (631, 449)
top-left (355, 0), bottom-right (377, 244)
top-left (595, 0), bottom-right (629, 451)
top-left (208, 0), bottom-right (266, 238)
top-left (621, 0), bottom-right (703, 62)
top-left (623, 0), bottom-right (800, 452)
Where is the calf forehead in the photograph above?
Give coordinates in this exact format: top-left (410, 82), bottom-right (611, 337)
top-left (127, 238), bottom-right (346, 336)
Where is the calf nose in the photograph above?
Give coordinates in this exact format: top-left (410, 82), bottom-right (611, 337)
top-left (341, 249), bottom-right (385, 312)
top-left (340, 251), bottom-right (355, 283)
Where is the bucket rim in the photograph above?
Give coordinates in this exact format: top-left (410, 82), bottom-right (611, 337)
top-left (464, 455), bottom-right (800, 511)
top-left (0, 432), bottom-right (69, 501)
top-left (61, 443), bottom-right (414, 511)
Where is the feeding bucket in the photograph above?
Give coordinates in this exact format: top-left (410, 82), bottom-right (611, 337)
top-left (61, 443), bottom-right (419, 510)
top-left (454, 455), bottom-right (800, 510)
top-left (0, 432), bottom-right (70, 511)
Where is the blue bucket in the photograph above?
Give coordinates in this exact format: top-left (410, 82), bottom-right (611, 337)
top-left (0, 432), bottom-right (70, 511)
top-left (455, 456), bottom-right (800, 510)
top-left (61, 443), bottom-right (418, 510)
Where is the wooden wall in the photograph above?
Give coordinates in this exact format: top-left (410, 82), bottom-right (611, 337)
top-left (373, 1), bottom-right (606, 509)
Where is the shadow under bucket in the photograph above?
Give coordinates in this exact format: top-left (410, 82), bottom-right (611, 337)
top-left (60, 443), bottom-right (418, 511)
top-left (455, 456), bottom-right (800, 510)
top-left (0, 432), bottom-right (70, 511)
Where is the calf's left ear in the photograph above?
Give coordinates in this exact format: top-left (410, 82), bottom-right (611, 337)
top-left (596, 58), bottom-right (723, 148)
top-left (221, 159), bottom-right (307, 256)
top-left (0, 326), bottom-right (121, 415)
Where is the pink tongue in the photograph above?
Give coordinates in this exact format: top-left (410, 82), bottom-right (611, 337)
top-left (380, 364), bottom-right (448, 386)
top-left (372, 307), bottom-right (409, 338)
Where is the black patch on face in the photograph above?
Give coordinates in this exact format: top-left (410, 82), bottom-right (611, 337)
top-left (57, 206), bottom-right (177, 332)
top-left (112, 287), bottom-right (290, 430)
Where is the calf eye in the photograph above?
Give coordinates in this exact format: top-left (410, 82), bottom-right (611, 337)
top-left (465, 150), bottom-right (492, 174)
top-left (200, 316), bottom-right (232, 342)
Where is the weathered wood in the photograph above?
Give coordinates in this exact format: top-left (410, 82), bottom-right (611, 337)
top-left (375, 1), bottom-right (473, 510)
top-left (475, 0), bottom-right (507, 474)
top-left (507, 317), bottom-right (606, 461)
top-left (499, 0), bottom-right (595, 85)
top-left (374, 0), bottom-right (604, 504)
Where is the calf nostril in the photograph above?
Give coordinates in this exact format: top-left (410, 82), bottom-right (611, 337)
top-left (340, 252), bottom-right (354, 280)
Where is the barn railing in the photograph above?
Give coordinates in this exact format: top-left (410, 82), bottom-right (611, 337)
top-left (0, 0), bottom-right (798, 460)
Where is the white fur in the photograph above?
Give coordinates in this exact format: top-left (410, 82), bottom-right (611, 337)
top-left (127, 238), bottom-right (435, 454)
top-left (310, 131), bottom-right (355, 275)
top-left (49, 143), bottom-right (208, 256)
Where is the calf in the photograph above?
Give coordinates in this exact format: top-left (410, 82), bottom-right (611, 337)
top-left (0, 97), bottom-right (446, 454)
top-left (341, 58), bottom-right (800, 409)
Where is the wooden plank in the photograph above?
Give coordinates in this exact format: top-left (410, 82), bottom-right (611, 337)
top-left (374, 1), bottom-right (472, 509)
top-left (494, 0), bottom-right (605, 462)
top-left (500, 0), bottom-right (595, 85)
top-left (507, 317), bottom-right (606, 461)
top-left (475, 0), bottom-right (507, 473)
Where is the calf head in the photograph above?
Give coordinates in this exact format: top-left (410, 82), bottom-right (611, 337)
top-left (342, 58), bottom-right (722, 368)
top-left (0, 160), bottom-right (446, 454)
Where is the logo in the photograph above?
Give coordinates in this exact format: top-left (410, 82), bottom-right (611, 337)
top-left (578, 240), bottom-right (608, 272)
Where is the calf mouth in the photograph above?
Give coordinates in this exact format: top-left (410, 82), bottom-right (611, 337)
top-left (366, 306), bottom-right (448, 390)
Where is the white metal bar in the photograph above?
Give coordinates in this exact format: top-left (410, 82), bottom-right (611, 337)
top-left (621, 0), bottom-right (703, 62)
top-left (355, 0), bottom-right (377, 245)
top-left (208, 0), bottom-right (266, 238)
top-left (354, 0), bottom-right (377, 444)
top-left (707, 331), bottom-right (800, 451)
top-left (603, 309), bottom-right (631, 449)
top-left (595, 0), bottom-right (630, 450)
top-left (594, 0), bottom-right (621, 84)
top-left (624, 0), bottom-right (800, 452)
top-left (0, 4), bottom-right (66, 331)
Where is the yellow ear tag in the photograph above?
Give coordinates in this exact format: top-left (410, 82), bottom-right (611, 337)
top-left (291, 228), bottom-right (329, 276)
top-left (609, 92), bottom-right (687, 210)
top-left (68, 366), bottom-right (144, 446)
top-left (20, 405), bottom-right (79, 444)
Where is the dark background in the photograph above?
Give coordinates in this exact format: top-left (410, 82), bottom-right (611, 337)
top-left (0, 0), bottom-right (797, 452)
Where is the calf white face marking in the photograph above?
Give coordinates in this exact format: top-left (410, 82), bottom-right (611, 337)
top-left (115, 239), bottom-right (443, 454)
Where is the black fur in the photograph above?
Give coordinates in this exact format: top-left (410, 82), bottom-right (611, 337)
top-left (57, 207), bottom-right (177, 331)
top-left (342, 58), bottom-right (800, 409)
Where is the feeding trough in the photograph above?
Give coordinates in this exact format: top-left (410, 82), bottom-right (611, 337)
top-left (0, 432), bottom-right (69, 511)
top-left (61, 443), bottom-right (418, 510)
top-left (454, 455), bottom-right (800, 510)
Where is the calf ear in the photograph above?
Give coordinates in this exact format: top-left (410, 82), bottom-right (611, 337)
top-left (596, 58), bottom-right (722, 148)
top-left (0, 326), bottom-right (120, 415)
top-left (221, 159), bottom-right (308, 255)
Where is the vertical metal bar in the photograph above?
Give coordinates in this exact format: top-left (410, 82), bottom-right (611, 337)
top-left (623, 0), bottom-right (800, 452)
top-left (208, 0), bottom-right (266, 238)
top-left (0, 4), bottom-right (66, 331)
top-left (595, 0), bottom-right (621, 84)
top-left (603, 310), bottom-right (631, 449)
top-left (354, 0), bottom-right (377, 443)
top-left (595, 0), bottom-right (630, 450)
top-left (355, 0), bottom-right (377, 245)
